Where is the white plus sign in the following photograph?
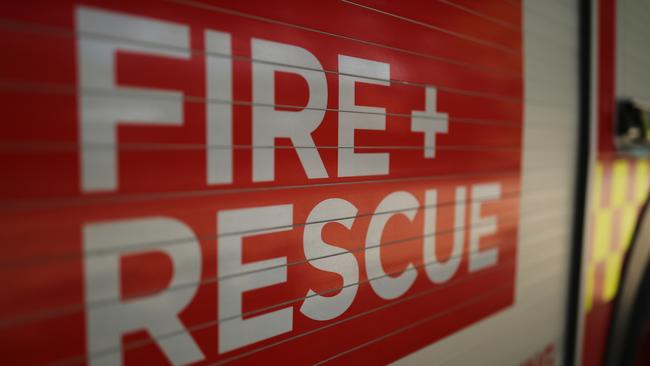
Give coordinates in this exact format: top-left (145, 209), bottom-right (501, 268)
top-left (411, 87), bottom-right (448, 158)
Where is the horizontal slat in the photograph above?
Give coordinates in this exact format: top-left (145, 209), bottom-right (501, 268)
top-left (0, 166), bottom-right (537, 211)
top-left (0, 82), bottom-right (521, 128)
top-left (439, 0), bottom-right (521, 31)
top-left (342, 0), bottom-right (520, 49)
top-left (446, 0), bottom-right (520, 26)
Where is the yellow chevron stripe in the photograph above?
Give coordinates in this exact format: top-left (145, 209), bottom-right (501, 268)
top-left (603, 253), bottom-right (624, 302)
top-left (636, 159), bottom-right (649, 203)
top-left (621, 205), bottom-right (638, 251)
top-left (593, 210), bottom-right (612, 262)
top-left (584, 264), bottom-right (595, 312)
top-left (611, 160), bottom-right (628, 208)
top-left (592, 161), bottom-right (604, 210)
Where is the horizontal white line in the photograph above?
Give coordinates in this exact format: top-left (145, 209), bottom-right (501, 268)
top-left (342, 0), bottom-right (520, 50)
top-left (0, 142), bottom-right (577, 154)
top-left (0, 142), bottom-right (527, 152)
top-left (440, 0), bottom-right (520, 30)
top-left (0, 80), bottom-right (522, 126)
top-left (0, 169), bottom-right (523, 211)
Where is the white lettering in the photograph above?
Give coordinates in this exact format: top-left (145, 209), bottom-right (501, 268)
top-left (84, 217), bottom-right (204, 366)
top-left (366, 191), bottom-right (418, 299)
top-left (338, 55), bottom-right (390, 177)
top-left (423, 187), bottom-right (465, 283)
top-left (251, 39), bottom-right (328, 182)
top-left (469, 183), bottom-right (501, 272)
top-left (217, 205), bottom-right (293, 353)
top-left (205, 30), bottom-right (233, 185)
top-left (301, 198), bottom-right (359, 321)
top-left (77, 7), bottom-right (190, 192)
top-left (411, 87), bottom-right (448, 158)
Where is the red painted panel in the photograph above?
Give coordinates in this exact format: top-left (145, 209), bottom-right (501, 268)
top-left (0, 1), bottom-right (523, 365)
top-left (597, 0), bottom-right (617, 155)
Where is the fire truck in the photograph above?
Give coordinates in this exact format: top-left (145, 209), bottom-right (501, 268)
top-left (1, 0), bottom-right (649, 365)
